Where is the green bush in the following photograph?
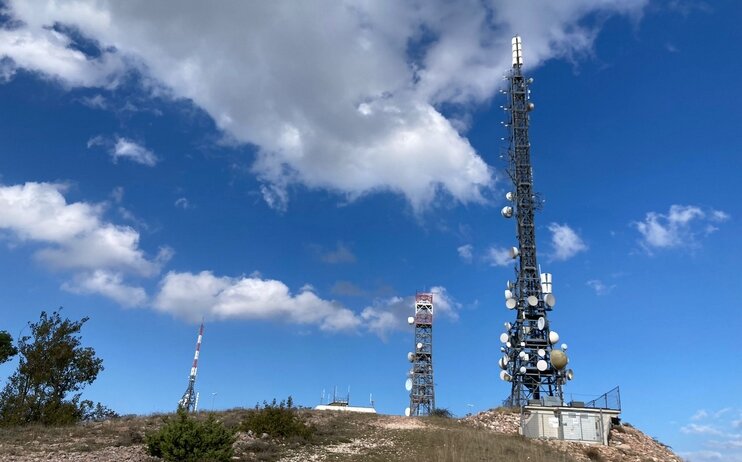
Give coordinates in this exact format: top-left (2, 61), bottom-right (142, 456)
top-left (146, 410), bottom-right (236, 462)
top-left (240, 397), bottom-right (314, 440)
top-left (429, 408), bottom-right (453, 418)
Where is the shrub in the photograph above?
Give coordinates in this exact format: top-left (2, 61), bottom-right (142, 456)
top-left (430, 408), bottom-right (453, 418)
top-left (240, 397), bottom-right (314, 440)
top-left (146, 409), bottom-right (236, 462)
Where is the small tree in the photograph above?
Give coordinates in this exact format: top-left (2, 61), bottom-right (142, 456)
top-left (146, 409), bottom-right (236, 462)
top-left (0, 331), bottom-right (17, 365)
top-left (0, 310), bottom-right (104, 426)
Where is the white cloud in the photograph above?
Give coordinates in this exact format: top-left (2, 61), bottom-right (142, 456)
top-left (360, 286), bottom-right (459, 339)
top-left (88, 136), bottom-right (158, 166)
top-left (681, 423), bottom-right (725, 436)
top-left (174, 197), bottom-right (190, 209)
top-left (484, 246), bottom-right (512, 267)
top-left (0, 182), bottom-right (167, 303)
top-left (693, 409), bottom-right (710, 421)
top-left (1, 0), bottom-right (648, 210)
top-left (548, 223), bottom-right (588, 261)
top-left (457, 244), bottom-right (473, 263)
top-left (62, 270), bottom-right (148, 307)
top-left (634, 205), bottom-right (730, 252)
top-left (586, 279), bottom-right (615, 295)
top-left (154, 270), bottom-right (361, 332)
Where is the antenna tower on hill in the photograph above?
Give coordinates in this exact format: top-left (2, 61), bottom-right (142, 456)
top-left (178, 319), bottom-right (204, 412)
top-left (498, 36), bottom-right (574, 407)
top-left (405, 293), bottom-right (435, 416)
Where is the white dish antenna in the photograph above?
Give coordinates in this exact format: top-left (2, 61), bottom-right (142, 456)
top-left (405, 378), bottom-right (412, 391)
top-left (504, 289), bottom-right (514, 299)
top-left (404, 407), bottom-right (411, 417)
top-left (498, 356), bottom-right (509, 369)
top-left (499, 333), bottom-right (509, 343)
top-left (549, 331), bottom-right (560, 345)
top-left (407, 369), bottom-right (413, 378)
top-left (537, 359), bottom-right (548, 371)
top-left (407, 316), bottom-right (415, 325)
top-left (504, 322), bottom-right (512, 330)
top-left (510, 247), bottom-right (520, 259)
top-left (537, 348), bottom-right (546, 358)
top-left (537, 317), bottom-right (545, 330)
top-left (505, 191), bottom-right (514, 201)
top-left (506, 341), bottom-right (512, 348)
top-left (527, 295), bottom-right (538, 306)
top-left (544, 293), bottom-right (556, 307)
top-left (561, 343), bottom-right (568, 350)
top-left (501, 206), bottom-right (513, 218)
top-left (416, 342), bottom-right (423, 350)
top-left (407, 352), bottom-right (415, 362)
top-left (499, 370), bottom-right (512, 382)
top-left (507, 280), bottom-right (514, 290)
top-left (519, 366), bottom-right (527, 374)
top-left (566, 369), bottom-right (574, 380)
top-left (505, 298), bottom-right (517, 309)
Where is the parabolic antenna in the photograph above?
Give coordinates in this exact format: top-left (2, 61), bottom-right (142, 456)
top-left (561, 343), bottom-right (568, 351)
top-left (404, 407), bottom-right (411, 417)
top-left (407, 352), bottom-right (415, 362)
top-left (505, 191), bottom-right (515, 201)
top-left (527, 295), bottom-right (538, 306)
top-left (544, 293), bottom-right (556, 307)
top-left (498, 356), bottom-right (509, 369)
top-left (537, 348), bottom-right (546, 357)
top-left (566, 369), bottom-right (574, 380)
top-left (501, 206), bottom-right (513, 218)
top-left (499, 333), bottom-right (509, 343)
top-left (510, 247), bottom-right (520, 259)
top-left (499, 370), bottom-right (512, 382)
top-left (407, 316), bottom-right (415, 325)
top-left (537, 317), bottom-right (545, 330)
top-left (507, 280), bottom-right (514, 290)
top-left (550, 350), bottom-right (568, 370)
top-left (504, 289), bottom-right (514, 299)
top-left (416, 342), bottom-right (423, 350)
top-left (504, 322), bottom-right (512, 330)
top-left (505, 298), bottom-right (517, 309)
top-left (519, 366), bottom-right (527, 374)
top-left (506, 341), bottom-right (512, 348)
top-left (407, 369), bottom-right (413, 378)
top-left (405, 378), bottom-right (412, 391)
top-left (549, 331), bottom-right (560, 345)
top-left (537, 359), bottom-right (548, 371)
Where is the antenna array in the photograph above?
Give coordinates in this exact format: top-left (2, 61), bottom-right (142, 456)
top-left (498, 36), bottom-right (573, 407)
top-left (405, 293), bottom-right (435, 416)
top-left (178, 320), bottom-right (204, 412)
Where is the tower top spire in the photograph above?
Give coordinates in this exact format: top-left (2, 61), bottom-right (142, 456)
top-left (512, 35), bottom-right (523, 68)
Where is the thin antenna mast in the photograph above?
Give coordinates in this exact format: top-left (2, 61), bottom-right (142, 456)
top-left (178, 319), bottom-right (204, 412)
top-left (406, 292), bottom-right (435, 416)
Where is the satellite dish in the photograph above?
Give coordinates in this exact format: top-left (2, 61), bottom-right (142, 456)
top-left (510, 247), bottom-right (520, 259)
top-left (499, 333), bottom-right (509, 343)
top-left (506, 341), bottom-right (512, 348)
top-left (537, 317), bottom-right (545, 330)
top-left (504, 322), bottom-right (512, 330)
top-left (549, 331), bottom-right (560, 344)
top-left (417, 342), bottom-right (424, 350)
top-left (501, 206), bottom-right (513, 218)
top-left (405, 378), bottom-right (412, 391)
top-left (504, 289), bottom-right (514, 299)
top-left (544, 293), bottom-right (556, 307)
top-left (527, 295), bottom-right (538, 306)
top-left (561, 343), bottom-right (568, 351)
top-left (498, 356), bottom-right (509, 369)
top-left (550, 350), bottom-right (568, 370)
top-left (566, 369), bottom-right (574, 380)
top-left (507, 280), bottom-right (514, 290)
top-left (537, 348), bottom-right (546, 358)
top-left (519, 366), bottom-right (527, 374)
top-left (499, 370), bottom-right (512, 382)
top-left (407, 352), bottom-right (415, 362)
top-left (506, 191), bottom-right (514, 201)
top-left (407, 316), bottom-right (415, 325)
top-left (537, 359), bottom-right (548, 371)
top-left (505, 298), bottom-right (517, 309)
top-left (405, 407), bottom-right (411, 417)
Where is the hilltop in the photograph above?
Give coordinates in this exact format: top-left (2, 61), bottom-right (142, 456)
top-left (0, 408), bottom-right (682, 462)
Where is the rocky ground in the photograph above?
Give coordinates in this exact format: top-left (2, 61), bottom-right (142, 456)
top-left (0, 408), bottom-right (682, 461)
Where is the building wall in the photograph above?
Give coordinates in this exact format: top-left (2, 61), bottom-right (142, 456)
top-left (522, 406), bottom-right (619, 445)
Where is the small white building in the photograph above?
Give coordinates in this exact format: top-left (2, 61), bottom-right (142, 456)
top-left (521, 405), bottom-right (620, 445)
top-left (314, 403), bottom-right (377, 414)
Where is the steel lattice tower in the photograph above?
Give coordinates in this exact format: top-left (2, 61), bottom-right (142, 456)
top-left (498, 36), bottom-right (573, 407)
top-left (407, 293), bottom-right (435, 416)
top-left (178, 320), bottom-right (204, 412)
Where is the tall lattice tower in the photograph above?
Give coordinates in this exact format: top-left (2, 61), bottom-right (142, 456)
top-left (178, 320), bottom-right (204, 412)
top-left (405, 293), bottom-right (435, 416)
top-left (498, 36), bottom-right (574, 407)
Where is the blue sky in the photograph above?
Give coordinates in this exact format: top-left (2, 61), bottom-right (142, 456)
top-left (0, 1), bottom-right (741, 460)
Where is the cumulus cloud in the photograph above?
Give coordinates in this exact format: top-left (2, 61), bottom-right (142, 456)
top-left (548, 223), bottom-right (588, 261)
top-left (680, 423), bottom-right (725, 436)
top-left (88, 135), bottom-right (158, 166)
top-left (0, 182), bottom-right (168, 304)
top-left (484, 245), bottom-right (513, 267)
top-left (634, 205), bottom-right (730, 252)
top-left (1, 0), bottom-right (647, 210)
top-left (360, 286), bottom-right (459, 339)
top-left (457, 244), bottom-right (473, 263)
top-left (154, 270), bottom-right (361, 332)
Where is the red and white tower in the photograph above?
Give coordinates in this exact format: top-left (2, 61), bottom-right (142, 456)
top-left (178, 320), bottom-right (204, 412)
